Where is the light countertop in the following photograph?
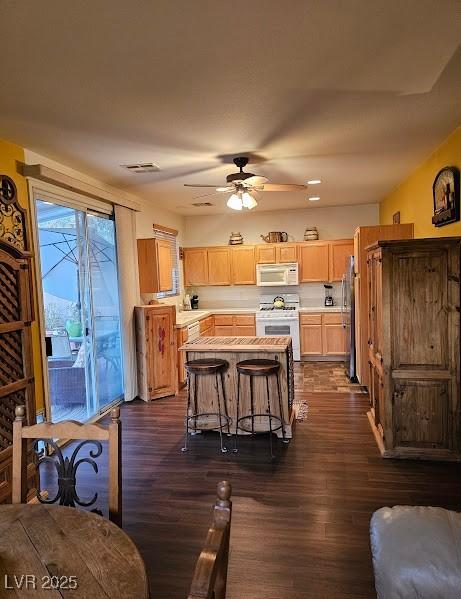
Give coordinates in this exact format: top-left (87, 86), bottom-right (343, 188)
top-left (175, 306), bottom-right (342, 327)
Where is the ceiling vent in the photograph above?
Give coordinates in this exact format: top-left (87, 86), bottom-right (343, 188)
top-left (120, 162), bottom-right (161, 174)
top-left (191, 202), bottom-right (214, 207)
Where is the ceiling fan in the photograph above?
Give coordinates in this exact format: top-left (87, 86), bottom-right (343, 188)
top-left (184, 156), bottom-right (307, 210)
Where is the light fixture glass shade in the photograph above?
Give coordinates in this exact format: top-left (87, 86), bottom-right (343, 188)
top-left (227, 193), bottom-right (243, 210)
top-left (241, 192), bottom-right (257, 209)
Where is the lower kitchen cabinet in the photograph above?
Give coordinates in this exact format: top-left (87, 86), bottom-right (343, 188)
top-left (135, 305), bottom-right (177, 400)
top-left (300, 312), bottom-right (346, 357)
top-left (177, 326), bottom-right (188, 387)
top-left (214, 314), bottom-right (256, 336)
top-left (299, 314), bottom-right (323, 355)
top-left (322, 313), bottom-right (346, 355)
top-left (199, 315), bottom-right (215, 336)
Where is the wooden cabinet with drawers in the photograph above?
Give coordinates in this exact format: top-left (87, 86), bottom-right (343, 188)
top-left (256, 243), bottom-right (298, 264)
top-left (300, 312), bottom-right (346, 357)
top-left (214, 314), bottom-right (256, 336)
top-left (366, 237), bottom-right (461, 461)
top-left (135, 305), bottom-right (177, 400)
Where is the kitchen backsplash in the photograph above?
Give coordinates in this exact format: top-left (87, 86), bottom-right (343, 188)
top-left (192, 283), bottom-right (342, 309)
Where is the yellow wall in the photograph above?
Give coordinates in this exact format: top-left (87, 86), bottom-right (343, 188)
top-left (380, 127), bottom-right (461, 237)
top-left (0, 139), bottom-right (45, 412)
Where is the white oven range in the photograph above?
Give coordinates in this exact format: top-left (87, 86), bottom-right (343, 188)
top-left (255, 293), bottom-right (300, 360)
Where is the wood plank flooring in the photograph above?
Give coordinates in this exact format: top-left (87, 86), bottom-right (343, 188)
top-left (46, 367), bottom-right (461, 599)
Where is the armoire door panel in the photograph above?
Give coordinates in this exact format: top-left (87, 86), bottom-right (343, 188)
top-left (394, 252), bottom-right (447, 369)
top-left (393, 380), bottom-right (450, 449)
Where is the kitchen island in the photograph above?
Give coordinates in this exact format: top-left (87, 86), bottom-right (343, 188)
top-left (179, 336), bottom-right (295, 439)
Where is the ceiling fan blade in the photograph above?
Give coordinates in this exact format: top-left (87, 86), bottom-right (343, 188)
top-left (184, 184), bottom-right (224, 188)
top-left (243, 175), bottom-right (269, 187)
top-left (260, 183), bottom-right (307, 192)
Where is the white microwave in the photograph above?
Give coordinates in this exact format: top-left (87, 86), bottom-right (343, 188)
top-left (256, 263), bottom-right (299, 286)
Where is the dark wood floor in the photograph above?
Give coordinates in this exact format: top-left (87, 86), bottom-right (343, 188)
top-left (55, 371), bottom-right (461, 599)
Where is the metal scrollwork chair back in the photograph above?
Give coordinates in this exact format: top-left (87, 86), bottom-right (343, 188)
top-left (188, 481), bottom-right (232, 599)
top-left (12, 405), bottom-right (122, 527)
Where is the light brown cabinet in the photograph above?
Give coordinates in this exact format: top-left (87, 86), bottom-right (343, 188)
top-left (199, 315), bottom-right (215, 336)
top-left (137, 238), bottom-right (174, 293)
top-left (300, 314), bottom-right (323, 355)
top-left (231, 246), bottom-right (256, 284)
top-left (298, 242), bottom-right (330, 282)
top-left (322, 313), bottom-right (346, 355)
top-left (366, 237), bottom-right (460, 461)
top-left (184, 239), bottom-right (354, 286)
top-left (177, 326), bottom-right (188, 387)
top-left (135, 305), bottom-right (177, 400)
top-left (256, 243), bottom-right (298, 264)
top-left (353, 224), bottom-right (414, 387)
top-left (214, 314), bottom-right (256, 336)
top-left (329, 240), bottom-right (354, 282)
top-left (300, 312), bottom-right (346, 357)
top-left (207, 247), bottom-right (231, 285)
top-left (183, 248), bottom-right (208, 286)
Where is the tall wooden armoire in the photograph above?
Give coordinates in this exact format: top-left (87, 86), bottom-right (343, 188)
top-left (135, 304), bottom-right (177, 400)
top-left (367, 237), bottom-right (460, 461)
top-left (0, 174), bottom-right (37, 502)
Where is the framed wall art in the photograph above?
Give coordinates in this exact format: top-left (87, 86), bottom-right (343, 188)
top-left (432, 166), bottom-right (460, 227)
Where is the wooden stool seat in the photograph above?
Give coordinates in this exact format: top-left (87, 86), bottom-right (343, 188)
top-left (185, 358), bottom-right (228, 375)
top-left (236, 359), bottom-right (280, 376)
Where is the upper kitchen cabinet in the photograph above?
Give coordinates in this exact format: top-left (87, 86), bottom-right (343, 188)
top-left (207, 247), bottom-right (232, 285)
top-left (231, 246), bottom-right (256, 284)
top-left (137, 238), bottom-right (174, 293)
top-left (329, 239), bottom-right (354, 281)
top-left (298, 242), bottom-right (330, 282)
top-left (183, 248), bottom-right (208, 286)
top-left (256, 243), bottom-right (298, 264)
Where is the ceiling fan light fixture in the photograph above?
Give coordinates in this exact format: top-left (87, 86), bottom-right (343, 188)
top-left (241, 192), bottom-right (257, 209)
top-left (308, 196), bottom-right (321, 202)
top-left (227, 193), bottom-right (243, 210)
top-left (307, 179), bottom-right (322, 185)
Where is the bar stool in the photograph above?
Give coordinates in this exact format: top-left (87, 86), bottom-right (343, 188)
top-left (181, 358), bottom-right (231, 454)
top-left (233, 359), bottom-right (287, 459)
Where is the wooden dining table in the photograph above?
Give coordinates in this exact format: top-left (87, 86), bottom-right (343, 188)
top-left (0, 504), bottom-right (149, 598)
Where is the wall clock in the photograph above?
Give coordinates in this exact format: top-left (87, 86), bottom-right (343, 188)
top-left (432, 166), bottom-right (460, 227)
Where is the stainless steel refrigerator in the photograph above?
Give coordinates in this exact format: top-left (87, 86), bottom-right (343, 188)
top-left (341, 256), bottom-right (357, 382)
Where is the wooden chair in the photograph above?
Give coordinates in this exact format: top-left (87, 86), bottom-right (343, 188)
top-left (188, 481), bottom-right (232, 599)
top-left (12, 405), bottom-right (122, 527)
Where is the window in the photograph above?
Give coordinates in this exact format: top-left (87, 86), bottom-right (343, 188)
top-left (153, 226), bottom-right (179, 298)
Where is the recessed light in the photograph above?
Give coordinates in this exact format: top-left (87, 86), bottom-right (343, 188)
top-left (308, 196), bottom-right (321, 201)
top-left (307, 179), bottom-right (321, 185)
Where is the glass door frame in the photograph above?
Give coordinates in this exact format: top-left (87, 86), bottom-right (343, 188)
top-left (29, 180), bottom-right (124, 423)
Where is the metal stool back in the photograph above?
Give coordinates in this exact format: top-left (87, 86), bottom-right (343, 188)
top-left (182, 359), bottom-right (231, 453)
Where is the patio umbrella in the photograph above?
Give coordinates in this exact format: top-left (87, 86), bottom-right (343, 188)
top-left (38, 227), bottom-right (118, 307)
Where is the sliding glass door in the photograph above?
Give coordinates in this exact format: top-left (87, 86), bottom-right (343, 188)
top-left (36, 198), bottom-right (123, 422)
top-left (87, 213), bottom-right (123, 411)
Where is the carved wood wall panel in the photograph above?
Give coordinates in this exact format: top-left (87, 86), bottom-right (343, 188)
top-left (0, 173), bottom-right (36, 502)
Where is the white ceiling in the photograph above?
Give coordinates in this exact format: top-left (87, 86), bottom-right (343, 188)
top-left (1, 1), bottom-right (460, 215)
